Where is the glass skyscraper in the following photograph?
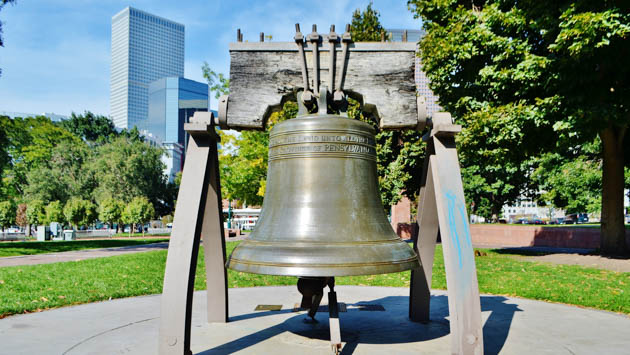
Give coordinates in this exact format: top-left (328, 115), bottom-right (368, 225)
top-left (147, 77), bottom-right (209, 182)
top-left (110, 7), bottom-right (184, 130)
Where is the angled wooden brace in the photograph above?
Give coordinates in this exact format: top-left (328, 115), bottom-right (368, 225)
top-left (409, 112), bottom-right (484, 355)
top-left (158, 112), bottom-right (228, 355)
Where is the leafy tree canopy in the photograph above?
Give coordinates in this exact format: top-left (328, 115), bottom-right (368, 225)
top-left (26, 199), bottom-right (45, 226)
top-left (0, 200), bottom-right (15, 230)
top-left (58, 111), bottom-right (118, 144)
top-left (123, 196), bottom-right (155, 235)
top-left (44, 200), bottom-right (64, 225)
top-left (219, 102), bottom-right (296, 206)
top-left (409, 0), bottom-right (630, 254)
top-left (63, 197), bottom-right (96, 229)
top-left (1, 116), bottom-right (83, 200)
top-left (202, 62), bottom-right (230, 99)
top-left (98, 197), bottom-right (124, 228)
top-left (88, 135), bottom-right (169, 214)
top-left (350, 1), bottom-right (388, 41)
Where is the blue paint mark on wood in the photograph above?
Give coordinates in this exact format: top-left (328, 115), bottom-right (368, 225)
top-left (445, 190), bottom-right (464, 268)
top-left (445, 190), bottom-right (474, 270)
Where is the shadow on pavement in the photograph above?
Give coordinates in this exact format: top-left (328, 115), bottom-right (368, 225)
top-left (197, 294), bottom-right (521, 355)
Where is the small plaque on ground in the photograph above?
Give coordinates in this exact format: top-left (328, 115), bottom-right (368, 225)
top-left (254, 304), bottom-right (283, 311)
top-left (292, 303), bottom-right (348, 312)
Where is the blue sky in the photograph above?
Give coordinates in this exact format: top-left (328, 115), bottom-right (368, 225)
top-left (0, 0), bottom-right (421, 115)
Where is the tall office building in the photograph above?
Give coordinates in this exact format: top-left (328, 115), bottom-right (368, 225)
top-left (110, 7), bottom-right (185, 130)
top-left (147, 77), bottom-right (209, 181)
top-left (387, 28), bottom-right (442, 116)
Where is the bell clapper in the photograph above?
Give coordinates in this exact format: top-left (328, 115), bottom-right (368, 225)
top-left (327, 278), bottom-right (342, 354)
top-left (297, 277), bottom-right (330, 321)
top-left (297, 277), bottom-right (342, 353)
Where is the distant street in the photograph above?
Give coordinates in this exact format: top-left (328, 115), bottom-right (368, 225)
top-left (0, 242), bottom-right (169, 268)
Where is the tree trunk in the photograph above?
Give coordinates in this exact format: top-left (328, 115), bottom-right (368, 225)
top-left (599, 126), bottom-right (628, 255)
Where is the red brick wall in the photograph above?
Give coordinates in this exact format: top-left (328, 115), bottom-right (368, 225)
top-left (396, 222), bottom-right (630, 249)
top-left (390, 196), bottom-right (412, 230)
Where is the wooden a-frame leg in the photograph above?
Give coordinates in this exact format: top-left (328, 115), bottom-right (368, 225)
top-left (430, 134), bottom-right (483, 355)
top-left (410, 112), bottom-right (483, 354)
top-left (201, 143), bottom-right (228, 323)
top-left (159, 125), bottom-right (227, 355)
top-left (409, 154), bottom-right (439, 322)
top-left (409, 153), bottom-right (438, 322)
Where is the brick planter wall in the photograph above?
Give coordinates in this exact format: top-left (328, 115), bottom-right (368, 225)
top-left (396, 222), bottom-right (630, 249)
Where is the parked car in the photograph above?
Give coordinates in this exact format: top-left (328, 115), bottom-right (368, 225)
top-left (531, 219), bottom-right (546, 225)
top-left (565, 213), bottom-right (589, 224)
top-left (549, 217), bottom-right (564, 225)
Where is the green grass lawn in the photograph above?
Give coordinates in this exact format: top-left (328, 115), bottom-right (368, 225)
top-left (0, 239), bottom-right (169, 257)
top-left (0, 242), bottom-right (628, 318)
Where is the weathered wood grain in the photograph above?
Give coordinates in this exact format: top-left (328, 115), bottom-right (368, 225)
top-left (228, 42), bottom-right (417, 130)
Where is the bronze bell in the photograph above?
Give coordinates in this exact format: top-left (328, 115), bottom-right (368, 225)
top-left (226, 113), bottom-right (419, 276)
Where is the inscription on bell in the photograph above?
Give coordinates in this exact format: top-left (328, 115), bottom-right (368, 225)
top-left (270, 134), bottom-right (375, 147)
top-left (271, 144), bottom-right (375, 155)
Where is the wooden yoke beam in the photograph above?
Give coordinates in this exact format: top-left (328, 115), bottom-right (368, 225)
top-left (225, 42), bottom-right (418, 129)
top-left (159, 112), bottom-right (227, 355)
top-left (409, 112), bottom-right (484, 354)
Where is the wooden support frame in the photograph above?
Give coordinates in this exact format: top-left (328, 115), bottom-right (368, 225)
top-left (157, 112), bottom-right (483, 355)
top-left (409, 113), bottom-right (484, 354)
top-left (158, 113), bottom-right (228, 355)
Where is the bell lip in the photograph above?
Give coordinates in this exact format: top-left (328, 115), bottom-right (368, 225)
top-left (226, 257), bottom-right (420, 277)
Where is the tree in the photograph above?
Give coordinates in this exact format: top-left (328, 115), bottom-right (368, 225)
top-left (349, 5), bottom-right (426, 207)
top-left (15, 203), bottom-right (27, 232)
top-left (63, 198), bottom-right (96, 230)
top-left (409, 0), bottom-right (630, 255)
top-left (534, 154), bottom-right (602, 215)
top-left (219, 103), bottom-right (296, 206)
top-left (98, 197), bottom-right (124, 232)
top-left (44, 200), bottom-right (64, 225)
top-left (88, 135), bottom-right (169, 215)
top-left (532, 139), bottom-right (603, 216)
top-left (58, 111), bottom-right (118, 144)
top-left (349, 1), bottom-right (388, 41)
top-left (26, 199), bottom-right (45, 226)
top-left (0, 200), bottom-right (16, 232)
top-left (0, 116), bottom-right (11, 183)
top-left (202, 62), bottom-right (230, 99)
top-left (1, 116), bottom-right (82, 201)
top-left (123, 196), bottom-right (155, 237)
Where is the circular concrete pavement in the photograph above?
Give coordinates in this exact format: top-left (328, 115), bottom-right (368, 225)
top-left (0, 286), bottom-right (628, 354)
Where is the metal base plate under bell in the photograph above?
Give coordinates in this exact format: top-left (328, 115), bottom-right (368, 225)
top-left (227, 115), bottom-right (420, 277)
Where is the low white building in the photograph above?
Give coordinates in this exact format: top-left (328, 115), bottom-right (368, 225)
top-left (502, 198), bottom-right (564, 223)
